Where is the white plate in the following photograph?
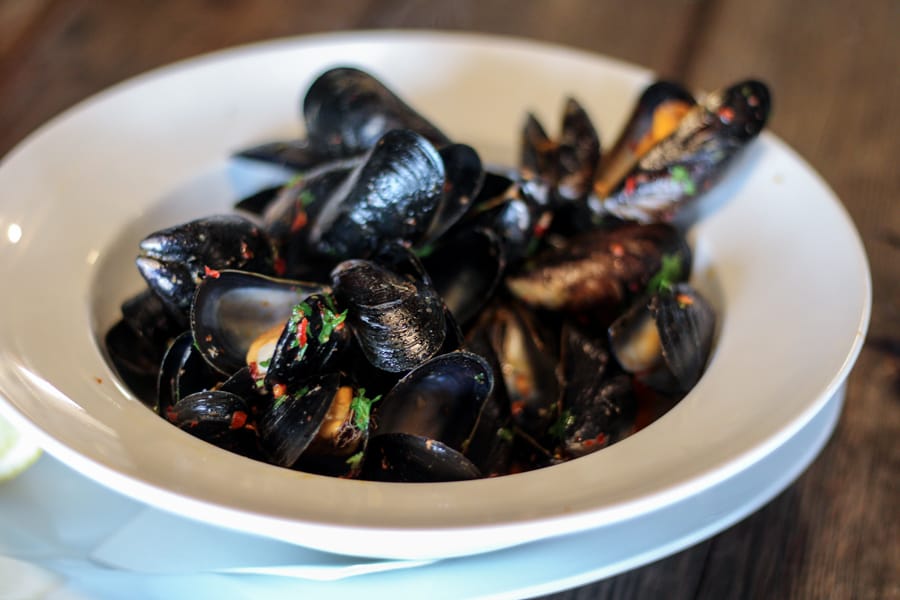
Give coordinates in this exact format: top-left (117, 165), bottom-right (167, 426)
top-left (0, 381), bottom-right (845, 599)
top-left (0, 32), bottom-right (870, 560)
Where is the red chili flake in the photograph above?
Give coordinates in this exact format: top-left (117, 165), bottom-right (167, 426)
top-left (230, 411), bottom-right (248, 430)
top-left (274, 257), bottom-right (287, 276)
top-left (248, 362), bottom-right (260, 380)
top-left (595, 433), bottom-right (608, 445)
top-left (240, 241), bottom-right (254, 260)
top-left (510, 400), bottom-right (526, 417)
top-left (533, 212), bottom-right (553, 238)
top-left (165, 406), bottom-right (178, 422)
top-left (204, 266), bottom-right (221, 278)
top-left (583, 439), bottom-right (595, 447)
top-left (290, 210), bottom-right (308, 233)
top-left (676, 293), bottom-right (694, 306)
top-left (298, 317), bottom-right (309, 347)
top-left (272, 383), bottom-right (287, 399)
top-left (624, 176), bottom-right (637, 195)
top-left (717, 107), bottom-right (735, 123)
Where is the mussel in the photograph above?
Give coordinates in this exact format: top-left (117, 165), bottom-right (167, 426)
top-left (593, 80), bottom-right (770, 222)
top-left (608, 282), bottom-right (716, 393)
top-left (505, 222), bottom-right (691, 320)
top-left (332, 257), bottom-right (446, 373)
top-left (136, 215), bottom-right (276, 322)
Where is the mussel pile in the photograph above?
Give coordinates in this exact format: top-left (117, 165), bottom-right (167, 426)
top-left (105, 67), bottom-right (770, 481)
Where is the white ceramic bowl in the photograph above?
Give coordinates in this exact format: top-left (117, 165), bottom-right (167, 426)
top-left (0, 32), bottom-right (870, 560)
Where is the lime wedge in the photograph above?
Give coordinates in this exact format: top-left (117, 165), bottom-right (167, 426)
top-left (0, 413), bottom-right (41, 482)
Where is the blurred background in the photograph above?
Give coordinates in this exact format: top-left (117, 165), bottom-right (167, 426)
top-left (0, 1), bottom-right (896, 598)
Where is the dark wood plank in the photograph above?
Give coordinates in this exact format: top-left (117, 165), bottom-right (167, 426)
top-left (0, 0), bottom-right (700, 158)
top-left (0, 0), bottom-right (54, 58)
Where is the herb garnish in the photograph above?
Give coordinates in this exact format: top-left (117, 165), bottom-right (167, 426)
top-left (318, 305), bottom-right (348, 345)
top-left (549, 409), bottom-right (575, 441)
top-left (646, 254), bottom-right (683, 295)
top-left (350, 388), bottom-right (382, 432)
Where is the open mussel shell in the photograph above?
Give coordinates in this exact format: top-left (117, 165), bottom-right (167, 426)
top-left (303, 67), bottom-right (451, 158)
top-left (596, 79), bottom-right (771, 223)
top-left (191, 270), bottom-right (325, 375)
top-left (595, 80), bottom-right (696, 198)
top-left (418, 143), bottom-right (485, 246)
top-left (136, 215), bottom-right (276, 322)
top-left (506, 222), bottom-right (691, 320)
top-left (332, 258), bottom-right (446, 373)
top-left (105, 289), bottom-right (186, 407)
top-left (360, 433), bottom-right (482, 483)
top-left (463, 172), bottom-right (552, 266)
top-left (104, 319), bottom-right (161, 408)
top-left (556, 97), bottom-right (601, 203)
top-left (261, 161), bottom-right (356, 278)
top-left (233, 139), bottom-right (328, 172)
top-left (309, 129), bottom-right (446, 261)
top-left (557, 325), bottom-right (636, 458)
top-left (256, 373), bottom-right (340, 468)
top-left (521, 113), bottom-right (557, 182)
top-left (609, 283), bottom-right (716, 393)
top-left (374, 351), bottom-right (494, 451)
top-left (486, 303), bottom-right (560, 439)
top-left (422, 226), bottom-right (506, 326)
top-left (460, 329), bottom-right (514, 476)
top-left (168, 390), bottom-right (259, 456)
top-left (157, 331), bottom-right (221, 418)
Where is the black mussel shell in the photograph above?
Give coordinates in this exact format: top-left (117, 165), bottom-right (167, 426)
top-left (418, 143), bottom-right (484, 246)
top-left (191, 270), bottom-right (325, 375)
top-left (332, 259), bottom-right (446, 373)
top-left (104, 319), bottom-right (160, 408)
top-left (303, 67), bottom-right (451, 158)
top-left (136, 215), bottom-right (276, 321)
top-left (158, 331), bottom-right (221, 418)
top-left (556, 97), bottom-right (601, 204)
top-left (487, 304), bottom-right (560, 439)
top-left (168, 390), bottom-right (258, 456)
top-left (309, 129), bottom-right (446, 261)
top-left (360, 433), bottom-right (482, 482)
top-left (256, 374), bottom-right (340, 468)
top-left (263, 293), bottom-right (351, 390)
top-left (595, 80), bottom-right (696, 198)
top-left (106, 290), bottom-right (185, 407)
top-left (262, 160), bottom-right (358, 278)
top-left (464, 173), bottom-right (552, 267)
top-left (234, 185), bottom-right (283, 217)
top-left (596, 80), bottom-right (770, 223)
top-left (422, 226), bottom-right (506, 326)
top-left (521, 113), bottom-right (557, 182)
top-left (505, 222), bottom-right (691, 319)
top-left (120, 289), bottom-right (184, 351)
top-left (650, 283), bottom-right (716, 391)
top-left (233, 139), bottom-right (328, 172)
top-left (374, 351), bottom-right (494, 453)
top-left (609, 283), bottom-right (716, 393)
top-left (557, 325), bottom-right (635, 458)
top-left (461, 329), bottom-right (514, 476)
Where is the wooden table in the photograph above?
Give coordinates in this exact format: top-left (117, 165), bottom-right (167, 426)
top-left (1, 1), bottom-right (896, 598)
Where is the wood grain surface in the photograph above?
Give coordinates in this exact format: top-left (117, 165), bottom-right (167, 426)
top-left (0, 1), bottom-right (896, 598)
